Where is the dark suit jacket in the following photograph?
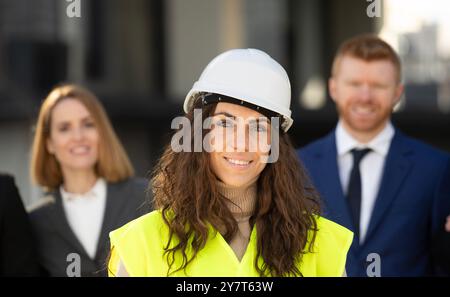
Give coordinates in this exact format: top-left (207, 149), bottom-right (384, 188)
top-left (297, 129), bottom-right (450, 276)
top-left (0, 174), bottom-right (40, 276)
top-left (28, 177), bottom-right (151, 277)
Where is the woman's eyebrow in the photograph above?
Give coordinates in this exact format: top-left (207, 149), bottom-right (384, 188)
top-left (248, 117), bottom-right (269, 124)
top-left (56, 120), bottom-right (70, 127)
top-left (81, 115), bottom-right (94, 122)
top-left (213, 112), bottom-right (269, 124)
top-left (213, 112), bottom-right (235, 118)
top-left (55, 115), bottom-right (93, 126)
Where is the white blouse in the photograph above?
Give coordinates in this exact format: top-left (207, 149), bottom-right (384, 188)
top-left (61, 178), bottom-right (107, 259)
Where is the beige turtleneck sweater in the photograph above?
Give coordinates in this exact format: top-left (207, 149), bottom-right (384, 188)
top-left (116, 177), bottom-right (258, 276)
top-left (216, 177), bottom-right (258, 261)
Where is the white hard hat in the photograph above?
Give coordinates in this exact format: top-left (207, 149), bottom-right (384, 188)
top-left (183, 48), bottom-right (293, 132)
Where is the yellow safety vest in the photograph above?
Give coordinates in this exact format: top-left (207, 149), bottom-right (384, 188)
top-left (108, 210), bottom-right (353, 277)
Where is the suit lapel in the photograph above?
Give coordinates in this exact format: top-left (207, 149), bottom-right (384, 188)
top-left (363, 131), bottom-right (413, 243)
top-left (94, 182), bottom-right (126, 261)
top-left (316, 132), bottom-right (355, 231)
top-left (48, 190), bottom-right (90, 258)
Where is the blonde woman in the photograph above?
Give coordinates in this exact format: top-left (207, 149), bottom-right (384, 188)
top-left (29, 84), bottom-right (149, 276)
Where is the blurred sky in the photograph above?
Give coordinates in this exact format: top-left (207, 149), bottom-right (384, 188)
top-left (381, 0), bottom-right (450, 57)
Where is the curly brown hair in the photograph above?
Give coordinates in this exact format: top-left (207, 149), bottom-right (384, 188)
top-left (151, 95), bottom-right (321, 276)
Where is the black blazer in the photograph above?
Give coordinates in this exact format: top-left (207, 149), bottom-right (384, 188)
top-left (0, 174), bottom-right (40, 276)
top-left (28, 177), bottom-right (151, 277)
top-left (432, 229), bottom-right (450, 274)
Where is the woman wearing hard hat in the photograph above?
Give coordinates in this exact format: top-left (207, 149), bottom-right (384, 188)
top-left (108, 49), bottom-right (353, 277)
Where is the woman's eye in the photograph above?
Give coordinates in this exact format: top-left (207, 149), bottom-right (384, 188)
top-left (257, 126), bottom-right (267, 132)
top-left (216, 119), bottom-right (233, 128)
top-left (249, 125), bottom-right (264, 132)
top-left (58, 125), bottom-right (69, 132)
top-left (84, 121), bottom-right (96, 128)
top-left (249, 122), bottom-right (268, 133)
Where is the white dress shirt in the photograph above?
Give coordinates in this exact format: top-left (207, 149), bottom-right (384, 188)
top-left (335, 121), bottom-right (394, 243)
top-left (61, 178), bottom-right (107, 259)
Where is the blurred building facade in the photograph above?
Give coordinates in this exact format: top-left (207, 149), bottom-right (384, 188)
top-left (0, 0), bottom-right (449, 205)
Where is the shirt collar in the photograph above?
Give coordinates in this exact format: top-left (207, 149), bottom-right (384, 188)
top-left (60, 178), bottom-right (106, 201)
top-left (335, 121), bottom-right (395, 157)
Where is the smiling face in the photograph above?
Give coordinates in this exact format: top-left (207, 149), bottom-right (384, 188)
top-left (46, 98), bottom-right (99, 176)
top-left (208, 102), bottom-right (271, 187)
top-left (329, 55), bottom-right (403, 141)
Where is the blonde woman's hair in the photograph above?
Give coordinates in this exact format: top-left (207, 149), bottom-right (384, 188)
top-left (31, 83), bottom-right (135, 190)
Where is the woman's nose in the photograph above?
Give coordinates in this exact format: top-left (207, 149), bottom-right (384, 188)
top-left (232, 123), bottom-right (249, 152)
top-left (71, 127), bottom-right (84, 140)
